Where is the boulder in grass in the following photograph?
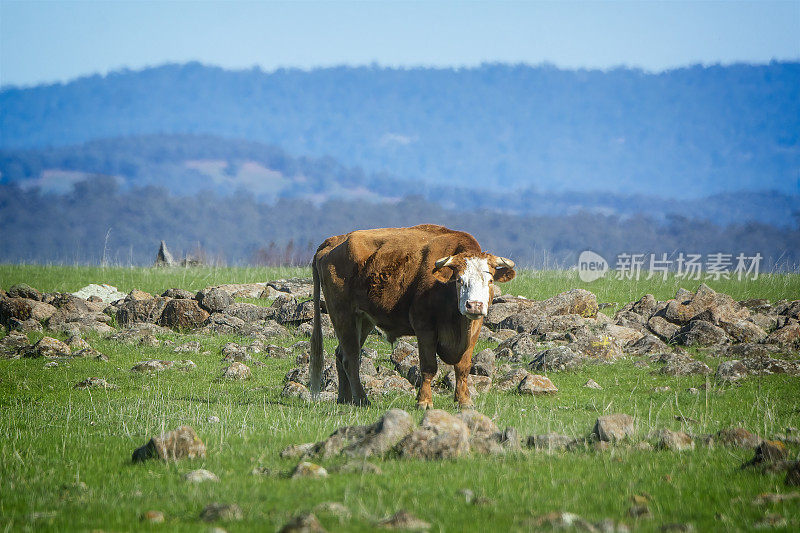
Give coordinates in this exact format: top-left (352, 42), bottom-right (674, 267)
top-left (518, 374), bottom-right (558, 395)
top-left (196, 287), bottom-right (233, 313)
top-left (396, 409), bottom-right (470, 460)
top-left (7, 283), bottom-right (42, 301)
top-left (221, 361), bottom-right (251, 380)
top-left (132, 425), bottom-right (206, 462)
top-left (377, 510), bottom-right (432, 531)
top-left (279, 512), bottom-right (326, 533)
top-left (158, 299), bottom-right (209, 330)
top-left (23, 336), bottom-right (70, 358)
top-left (199, 503), bottom-right (243, 522)
top-left (593, 414), bottom-right (635, 442)
top-left (116, 297), bottom-right (169, 326)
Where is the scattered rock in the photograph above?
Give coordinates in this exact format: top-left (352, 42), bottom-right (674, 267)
top-left (141, 510), bottom-right (165, 524)
top-left (116, 296), bottom-right (169, 326)
top-left (71, 284), bottom-right (126, 303)
top-left (292, 461), bottom-right (328, 479)
top-left (200, 503), bottom-right (243, 522)
top-left (397, 409), bottom-right (470, 460)
top-left (74, 377), bottom-right (117, 390)
top-left (529, 346), bottom-right (586, 371)
top-left (671, 320), bottom-right (730, 347)
top-left (715, 360), bottom-right (749, 382)
top-left (161, 288), bottom-right (195, 299)
top-left (741, 440), bottom-right (789, 469)
top-left (494, 368), bottom-right (529, 391)
top-left (653, 429), bottom-right (694, 451)
top-left (184, 469), bottom-right (219, 483)
top-left (470, 348), bottom-right (495, 376)
top-left (279, 512), bottom-right (326, 532)
top-left (158, 299), bottom-right (209, 330)
top-left (221, 361), bottom-right (251, 380)
top-left (518, 373), bottom-right (558, 395)
top-left (527, 433), bottom-right (576, 452)
top-left (23, 336), bottom-right (70, 358)
top-left (132, 425), bottom-right (206, 462)
top-left (7, 283), bottom-right (42, 300)
top-left (584, 379), bottom-right (602, 389)
top-left (659, 357), bottom-right (712, 376)
top-left (131, 359), bottom-right (196, 373)
top-left (196, 287), bottom-right (233, 313)
top-left (67, 335), bottom-right (91, 352)
top-left (713, 427), bottom-right (762, 448)
top-left (377, 510), bottom-right (431, 530)
top-left (338, 460), bottom-right (383, 475)
top-left (174, 340), bottom-right (201, 353)
top-left (344, 409), bottom-right (416, 458)
top-left (543, 289), bottom-right (599, 318)
top-left (282, 381), bottom-right (312, 401)
top-left (593, 414), bottom-right (635, 442)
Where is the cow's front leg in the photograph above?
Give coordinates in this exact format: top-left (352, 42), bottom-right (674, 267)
top-left (453, 351), bottom-right (474, 408)
top-left (415, 335), bottom-right (437, 410)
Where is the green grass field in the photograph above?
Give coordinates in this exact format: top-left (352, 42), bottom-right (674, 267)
top-left (1, 266), bottom-right (799, 532)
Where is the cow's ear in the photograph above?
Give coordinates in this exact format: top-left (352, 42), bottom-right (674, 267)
top-left (491, 256), bottom-right (516, 283)
top-left (432, 266), bottom-right (456, 283)
top-left (493, 267), bottom-right (516, 283)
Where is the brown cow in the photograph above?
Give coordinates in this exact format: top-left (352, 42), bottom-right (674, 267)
top-left (310, 224), bottom-right (515, 408)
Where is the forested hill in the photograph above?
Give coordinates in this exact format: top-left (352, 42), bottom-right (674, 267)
top-left (1, 135), bottom-right (798, 227)
top-left (2, 62), bottom-right (798, 198)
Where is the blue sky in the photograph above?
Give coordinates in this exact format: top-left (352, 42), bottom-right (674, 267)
top-left (1, 0), bottom-right (799, 87)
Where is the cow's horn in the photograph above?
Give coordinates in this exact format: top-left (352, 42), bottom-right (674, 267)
top-left (496, 256), bottom-right (515, 269)
top-left (435, 256), bottom-right (454, 269)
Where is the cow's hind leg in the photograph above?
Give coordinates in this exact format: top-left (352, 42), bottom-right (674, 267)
top-left (334, 345), bottom-right (352, 404)
top-left (332, 313), bottom-right (371, 406)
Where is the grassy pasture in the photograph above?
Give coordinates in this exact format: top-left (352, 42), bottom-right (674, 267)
top-left (1, 266), bottom-right (799, 532)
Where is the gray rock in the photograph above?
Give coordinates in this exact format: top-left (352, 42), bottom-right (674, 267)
top-left (292, 461), bottom-right (328, 479)
top-left (183, 469), bottom-right (219, 483)
top-left (526, 433), bottom-right (577, 452)
top-left (470, 348), bottom-right (495, 376)
top-left (23, 336), bottom-right (70, 358)
top-left (221, 302), bottom-right (275, 322)
top-left (158, 299), bottom-right (210, 330)
top-left (518, 373), bottom-right (558, 395)
top-left (71, 284), bottom-right (126, 303)
top-left (7, 283), bottom-right (42, 300)
top-left (377, 510), bottom-right (431, 530)
top-left (529, 346), bottom-right (586, 371)
top-left (648, 315), bottom-right (680, 341)
top-left (653, 429), bottom-right (694, 451)
top-left (200, 503), bottom-right (243, 522)
top-left (132, 425), bottom-right (206, 462)
top-left (221, 361), bottom-right (251, 380)
top-left (282, 381), bottom-right (312, 401)
top-left (116, 296), bottom-right (169, 326)
top-left (593, 414), bottom-right (635, 442)
top-left (197, 288), bottom-right (233, 313)
top-left (267, 278), bottom-right (314, 299)
top-left (279, 512), bottom-right (326, 532)
top-left (671, 320), bottom-right (731, 346)
top-left (397, 409), bottom-right (470, 459)
top-left (161, 288), bottom-right (195, 299)
top-left (626, 334), bottom-right (669, 356)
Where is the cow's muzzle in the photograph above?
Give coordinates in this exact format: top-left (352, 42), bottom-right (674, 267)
top-left (464, 300), bottom-right (485, 319)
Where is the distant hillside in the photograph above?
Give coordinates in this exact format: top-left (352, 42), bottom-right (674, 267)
top-left (1, 176), bottom-right (798, 268)
top-left (1, 135), bottom-right (797, 227)
top-left (2, 62), bottom-right (798, 198)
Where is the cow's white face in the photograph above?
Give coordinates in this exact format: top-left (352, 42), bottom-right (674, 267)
top-left (433, 253), bottom-right (516, 321)
top-left (457, 257), bottom-right (492, 319)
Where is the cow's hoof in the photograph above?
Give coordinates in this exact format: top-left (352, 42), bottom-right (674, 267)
top-left (354, 397), bottom-right (371, 407)
top-left (416, 401), bottom-right (433, 410)
top-left (457, 400), bottom-right (475, 410)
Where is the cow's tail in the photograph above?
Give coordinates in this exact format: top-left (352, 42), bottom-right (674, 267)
top-left (309, 255), bottom-right (323, 399)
